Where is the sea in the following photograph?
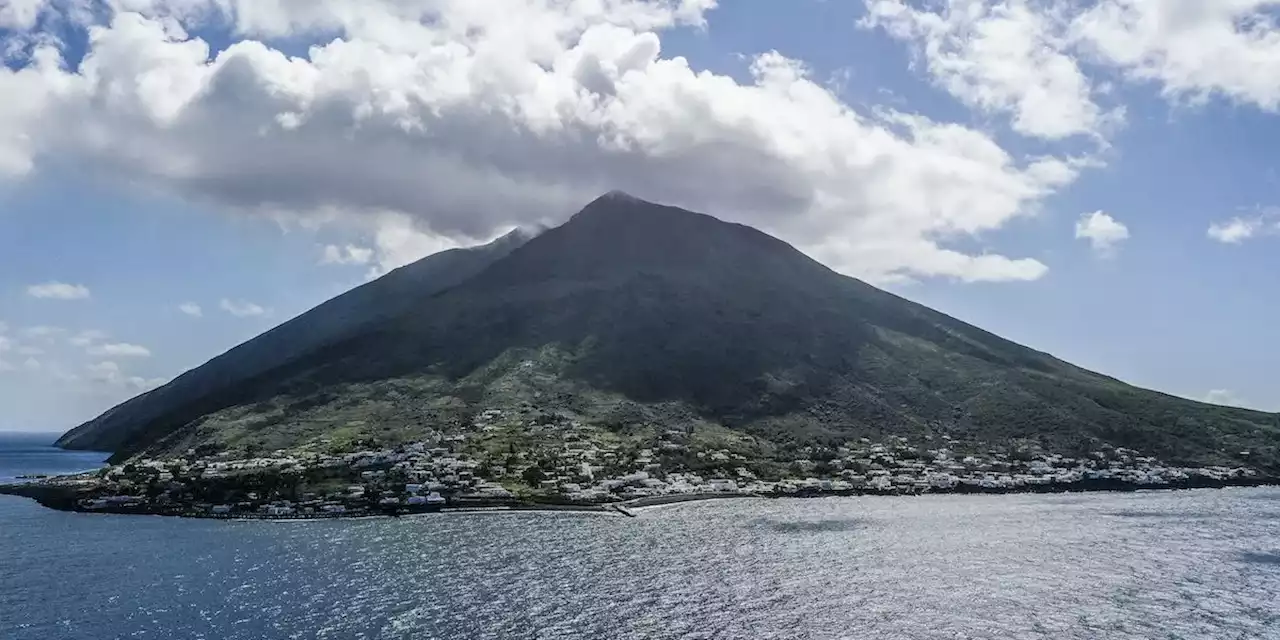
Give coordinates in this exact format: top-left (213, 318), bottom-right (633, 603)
top-left (0, 432), bottom-right (111, 483)
top-left (1, 433), bottom-right (1278, 640)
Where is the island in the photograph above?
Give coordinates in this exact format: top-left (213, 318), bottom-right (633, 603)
top-left (4, 412), bottom-right (1272, 519)
top-left (16, 192), bottom-right (1277, 519)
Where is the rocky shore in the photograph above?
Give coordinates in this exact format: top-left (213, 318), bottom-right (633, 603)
top-left (0, 480), bottom-right (622, 519)
top-left (6, 428), bottom-right (1276, 522)
top-left (3, 472), bottom-right (1275, 522)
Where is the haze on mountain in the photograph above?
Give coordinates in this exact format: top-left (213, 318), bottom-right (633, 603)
top-left (58, 192), bottom-right (1280, 470)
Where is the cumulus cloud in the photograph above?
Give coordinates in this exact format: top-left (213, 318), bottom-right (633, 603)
top-left (320, 244), bottom-right (374, 266)
top-left (368, 212), bottom-right (462, 276)
top-left (26, 281), bottom-right (90, 300)
top-left (863, 0), bottom-right (1121, 141)
top-left (1071, 1), bottom-right (1280, 112)
top-left (1207, 213), bottom-right (1278, 244)
top-left (178, 302), bottom-right (203, 317)
top-left (1208, 218), bottom-right (1261, 244)
top-left (0, 0), bottom-right (1089, 284)
top-left (0, 0), bottom-right (49, 31)
top-left (86, 360), bottom-right (167, 391)
top-left (86, 342), bottom-right (152, 357)
top-left (220, 298), bottom-right (268, 317)
top-left (868, 0), bottom-right (1280, 127)
top-left (1075, 210), bottom-right (1130, 254)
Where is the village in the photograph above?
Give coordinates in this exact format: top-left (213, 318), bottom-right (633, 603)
top-left (48, 408), bottom-right (1269, 519)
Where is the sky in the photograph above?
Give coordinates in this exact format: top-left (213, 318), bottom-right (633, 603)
top-left (1, 0), bottom-right (1278, 432)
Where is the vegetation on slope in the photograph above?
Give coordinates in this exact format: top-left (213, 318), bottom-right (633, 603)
top-left (61, 193), bottom-right (1280, 471)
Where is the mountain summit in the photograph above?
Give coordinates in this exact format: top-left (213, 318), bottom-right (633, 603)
top-left (59, 194), bottom-right (1279, 469)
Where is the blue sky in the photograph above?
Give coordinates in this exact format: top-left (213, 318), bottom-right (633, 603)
top-left (1, 0), bottom-right (1279, 431)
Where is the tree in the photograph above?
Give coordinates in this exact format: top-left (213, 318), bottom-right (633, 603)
top-left (522, 466), bottom-right (546, 486)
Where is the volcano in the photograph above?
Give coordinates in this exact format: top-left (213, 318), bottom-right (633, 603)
top-left (58, 192), bottom-right (1279, 469)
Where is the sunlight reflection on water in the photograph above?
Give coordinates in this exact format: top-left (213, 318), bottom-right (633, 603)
top-left (3, 488), bottom-right (1279, 639)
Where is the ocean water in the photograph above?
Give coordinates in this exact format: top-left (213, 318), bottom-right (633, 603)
top-left (0, 432), bottom-right (109, 483)
top-left (2, 440), bottom-right (1279, 639)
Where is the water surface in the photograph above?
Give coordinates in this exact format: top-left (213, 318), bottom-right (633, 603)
top-left (0, 432), bottom-right (108, 483)
top-left (1, 442), bottom-right (1278, 639)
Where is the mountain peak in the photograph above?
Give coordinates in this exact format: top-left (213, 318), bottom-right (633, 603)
top-left (599, 189), bottom-right (643, 202)
top-left (480, 224), bottom-right (548, 250)
top-left (575, 190), bottom-right (651, 216)
top-left (58, 196), bottom-right (1280, 473)
top-left (466, 188), bottom-right (835, 298)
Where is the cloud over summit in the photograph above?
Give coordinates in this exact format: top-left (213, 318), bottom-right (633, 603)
top-left (0, 0), bottom-right (1088, 284)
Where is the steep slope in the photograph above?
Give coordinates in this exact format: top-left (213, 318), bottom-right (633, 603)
top-left (323, 192), bottom-right (1084, 408)
top-left (56, 228), bottom-right (537, 453)
top-left (60, 193), bottom-right (1280, 469)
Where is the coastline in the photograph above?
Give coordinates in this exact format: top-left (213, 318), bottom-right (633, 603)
top-left (2, 475), bottom-right (1276, 521)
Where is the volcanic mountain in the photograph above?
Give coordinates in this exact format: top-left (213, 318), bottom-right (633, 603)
top-left (58, 192), bottom-right (1279, 469)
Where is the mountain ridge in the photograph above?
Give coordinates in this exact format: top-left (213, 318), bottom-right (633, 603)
top-left (58, 193), bottom-right (1280, 471)
top-left (55, 226), bottom-right (539, 453)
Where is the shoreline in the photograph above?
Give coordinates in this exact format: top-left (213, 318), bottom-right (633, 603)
top-left (2, 476), bottom-right (1276, 521)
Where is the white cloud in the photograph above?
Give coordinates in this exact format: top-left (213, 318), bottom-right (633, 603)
top-left (86, 342), bottom-right (152, 357)
top-left (368, 212), bottom-right (461, 276)
top-left (68, 329), bottom-right (108, 347)
top-left (178, 302), bottom-right (203, 317)
top-left (15, 345), bottom-right (44, 356)
top-left (86, 361), bottom-right (167, 390)
top-left (220, 298), bottom-right (268, 318)
top-left (0, 0), bottom-right (1089, 284)
top-left (1071, 1), bottom-right (1280, 113)
top-left (1075, 210), bottom-right (1130, 254)
top-left (320, 243), bottom-right (375, 266)
top-left (863, 0), bottom-right (1121, 141)
top-left (1203, 388), bottom-right (1247, 408)
top-left (0, 335), bottom-right (9, 352)
top-left (26, 281), bottom-right (90, 300)
top-left (1208, 218), bottom-right (1261, 244)
top-left (22, 356), bottom-right (41, 371)
top-left (1207, 213), bottom-right (1278, 244)
top-left (0, 0), bottom-right (49, 31)
top-left (869, 0), bottom-right (1280, 135)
